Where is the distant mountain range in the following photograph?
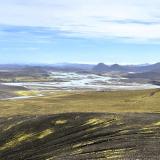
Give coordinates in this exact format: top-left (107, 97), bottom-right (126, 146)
top-left (92, 63), bottom-right (160, 83)
top-left (50, 63), bottom-right (95, 72)
top-left (0, 62), bottom-right (160, 84)
top-left (92, 62), bottom-right (160, 73)
top-left (0, 62), bottom-right (160, 73)
top-left (1, 62), bottom-right (160, 73)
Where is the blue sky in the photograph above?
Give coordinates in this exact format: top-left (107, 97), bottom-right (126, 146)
top-left (0, 0), bottom-right (160, 64)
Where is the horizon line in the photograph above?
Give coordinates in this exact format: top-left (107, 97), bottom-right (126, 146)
top-left (0, 62), bottom-right (158, 66)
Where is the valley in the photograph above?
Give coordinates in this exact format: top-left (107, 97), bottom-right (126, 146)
top-left (0, 65), bottom-right (160, 159)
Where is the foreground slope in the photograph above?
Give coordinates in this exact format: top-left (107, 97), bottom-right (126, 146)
top-left (0, 113), bottom-right (160, 160)
top-left (0, 90), bottom-right (160, 159)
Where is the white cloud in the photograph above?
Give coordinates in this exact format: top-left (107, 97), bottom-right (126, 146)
top-left (0, 0), bottom-right (160, 42)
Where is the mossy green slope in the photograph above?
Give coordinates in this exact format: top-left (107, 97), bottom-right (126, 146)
top-left (1, 89), bottom-right (160, 116)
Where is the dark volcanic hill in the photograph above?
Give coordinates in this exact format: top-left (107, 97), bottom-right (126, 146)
top-left (92, 63), bottom-right (109, 72)
top-left (1, 113), bottom-right (160, 160)
top-left (93, 63), bottom-right (131, 73)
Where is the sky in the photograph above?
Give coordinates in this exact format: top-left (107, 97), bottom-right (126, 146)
top-left (0, 0), bottom-right (160, 64)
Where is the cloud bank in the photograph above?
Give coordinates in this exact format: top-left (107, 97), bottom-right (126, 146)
top-left (0, 0), bottom-right (160, 42)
